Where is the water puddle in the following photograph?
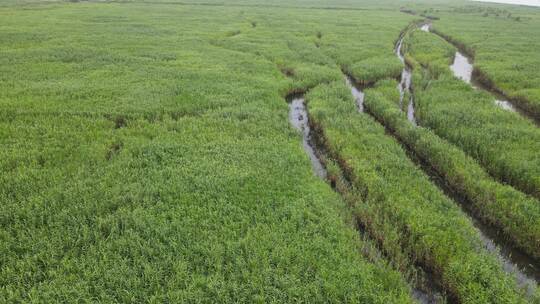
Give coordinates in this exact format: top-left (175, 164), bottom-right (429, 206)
top-left (445, 38), bottom-right (519, 114)
top-left (495, 99), bottom-right (517, 111)
top-left (398, 68), bottom-right (412, 108)
top-left (407, 97), bottom-right (417, 125)
top-left (450, 51), bottom-right (473, 84)
top-left (345, 76), bottom-right (365, 112)
top-left (413, 289), bottom-right (443, 304)
top-left (393, 25), bottom-right (540, 294)
top-left (345, 22), bottom-right (539, 298)
top-left (379, 22), bottom-right (540, 293)
top-left (287, 95), bottom-right (327, 179)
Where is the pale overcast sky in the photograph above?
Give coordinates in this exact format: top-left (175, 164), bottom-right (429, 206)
top-left (473, 0), bottom-right (540, 7)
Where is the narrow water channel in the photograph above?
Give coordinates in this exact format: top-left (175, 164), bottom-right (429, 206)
top-left (448, 50), bottom-right (534, 114)
top-left (395, 28), bottom-right (417, 125)
top-left (446, 50), bottom-right (540, 284)
top-left (287, 95), bottom-right (327, 179)
top-left (345, 76), bottom-right (365, 112)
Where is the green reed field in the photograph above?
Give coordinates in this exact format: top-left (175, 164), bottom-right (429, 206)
top-left (1, 0), bottom-right (540, 303)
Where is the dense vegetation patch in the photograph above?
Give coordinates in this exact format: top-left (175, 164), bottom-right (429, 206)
top-left (2, 0), bottom-right (540, 302)
top-left (0, 2), bottom-right (415, 302)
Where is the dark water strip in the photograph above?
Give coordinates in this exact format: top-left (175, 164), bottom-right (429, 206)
top-left (344, 72), bottom-right (538, 296)
top-left (345, 77), bottom-right (365, 112)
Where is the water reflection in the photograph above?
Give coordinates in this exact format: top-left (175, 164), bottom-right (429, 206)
top-left (345, 77), bottom-right (365, 112)
top-left (450, 51), bottom-right (473, 83)
top-left (287, 95), bottom-right (327, 179)
top-left (449, 51), bottom-right (531, 114)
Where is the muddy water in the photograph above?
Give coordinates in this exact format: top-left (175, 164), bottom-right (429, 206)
top-left (395, 31), bottom-right (417, 125)
top-left (419, 21), bottom-right (534, 122)
top-left (399, 29), bottom-right (539, 287)
top-left (407, 97), bottom-right (417, 125)
top-left (456, 201), bottom-right (539, 294)
top-left (345, 77), bottom-right (365, 112)
top-left (287, 95), bottom-right (327, 179)
top-left (495, 99), bottom-right (517, 111)
top-left (398, 67), bottom-right (412, 108)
